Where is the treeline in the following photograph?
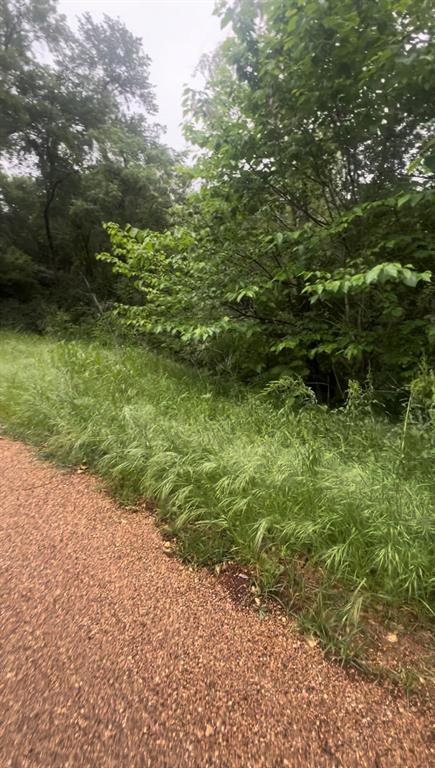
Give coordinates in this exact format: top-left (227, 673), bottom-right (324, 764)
top-left (1, 0), bottom-right (434, 405)
top-left (0, 0), bottom-right (179, 327)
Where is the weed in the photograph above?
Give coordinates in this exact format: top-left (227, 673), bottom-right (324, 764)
top-left (0, 331), bottom-right (433, 651)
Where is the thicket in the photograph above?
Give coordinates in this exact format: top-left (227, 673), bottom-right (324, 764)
top-left (0, 332), bottom-right (433, 653)
top-left (99, 0), bottom-right (435, 403)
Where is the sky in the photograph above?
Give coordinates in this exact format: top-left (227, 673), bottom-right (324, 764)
top-left (58, 0), bottom-right (226, 150)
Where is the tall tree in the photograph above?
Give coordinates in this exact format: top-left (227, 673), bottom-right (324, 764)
top-left (0, 0), bottom-right (178, 321)
top-left (0, 0), bottom-right (66, 151)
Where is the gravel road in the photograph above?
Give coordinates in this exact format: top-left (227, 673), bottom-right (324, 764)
top-left (0, 438), bottom-right (432, 767)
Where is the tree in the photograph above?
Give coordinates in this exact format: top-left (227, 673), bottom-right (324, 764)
top-left (0, 0), bottom-right (66, 151)
top-left (0, 0), bottom-right (178, 323)
top-left (102, 0), bottom-right (435, 398)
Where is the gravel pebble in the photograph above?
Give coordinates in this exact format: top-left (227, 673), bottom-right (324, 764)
top-left (0, 439), bottom-right (433, 767)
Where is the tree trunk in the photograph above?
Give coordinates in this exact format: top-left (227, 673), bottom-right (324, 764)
top-left (43, 177), bottom-right (64, 269)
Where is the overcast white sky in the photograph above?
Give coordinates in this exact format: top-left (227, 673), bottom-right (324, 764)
top-left (58, 0), bottom-right (225, 150)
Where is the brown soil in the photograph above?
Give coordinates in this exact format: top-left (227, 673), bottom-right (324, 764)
top-left (0, 438), bottom-right (433, 767)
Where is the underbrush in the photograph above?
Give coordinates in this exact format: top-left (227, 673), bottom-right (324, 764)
top-left (0, 332), bottom-right (433, 657)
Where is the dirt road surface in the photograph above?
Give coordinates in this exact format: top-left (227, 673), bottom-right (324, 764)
top-left (0, 438), bottom-right (433, 767)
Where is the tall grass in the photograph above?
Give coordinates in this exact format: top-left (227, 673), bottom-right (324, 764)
top-left (0, 332), bottom-right (433, 646)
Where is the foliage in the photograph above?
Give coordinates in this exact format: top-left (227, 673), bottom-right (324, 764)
top-left (0, 0), bottom-right (179, 326)
top-left (101, 0), bottom-right (435, 399)
top-left (0, 332), bottom-right (433, 648)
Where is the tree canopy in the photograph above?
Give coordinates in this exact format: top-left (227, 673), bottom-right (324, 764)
top-left (101, 0), bottom-right (435, 400)
top-left (0, 0), bottom-right (178, 326)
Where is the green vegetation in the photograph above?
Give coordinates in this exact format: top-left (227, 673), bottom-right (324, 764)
top-left (1, 332), bottom-right (433, 652)
top-left (2, 0), bottom-right (434, 399)
top-left (1, 0), bottom-right (434, 658)
top-left (0, 0), bottom-right (179, 328)
top-left (100, 0), bottom-right (435, 402)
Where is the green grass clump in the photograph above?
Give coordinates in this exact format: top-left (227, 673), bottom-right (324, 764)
top-left (0, 331), bottom-right (433, 645)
